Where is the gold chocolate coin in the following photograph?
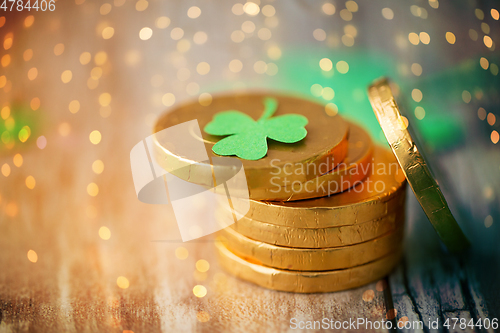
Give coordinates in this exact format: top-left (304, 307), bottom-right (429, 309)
top-left (368, 78), bottom-right (469, 252)
top-left (153, 93), bottom-right (349, 191)
top-left (218, 207), bottom-right (405, 248)
top-left (215, 241), bottom-right (402, 293)
top-left (248, 122), bottom-right (373, 201)
top-left (218, 226), bottom-right (404, 271)
top-left (229, 146), bottom-right (407, 228)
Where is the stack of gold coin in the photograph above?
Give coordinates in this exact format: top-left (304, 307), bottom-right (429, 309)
top-left (154, 92), bottom-right (408, 293)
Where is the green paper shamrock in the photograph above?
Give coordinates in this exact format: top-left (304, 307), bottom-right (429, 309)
top-left (203, 97), bottom-right (308, 160)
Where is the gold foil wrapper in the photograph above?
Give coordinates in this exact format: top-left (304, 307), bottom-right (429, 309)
top-left (153, 93), bottom-right (349, 192)
top-left (219, 206), bottom-right (405, 248)
top-left (215, 241), bottom-right (402, 293)
top-left (230, 146), bottom-right (407, 228)
top-left (218, 225), bottom-right (404, 271)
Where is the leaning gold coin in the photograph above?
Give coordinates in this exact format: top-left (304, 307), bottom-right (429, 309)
top-left (215, 241), bottom-right (402, 293)
top-left (229, 146), bottom-right (407, 228)
top-left (218, 206), bottom-right (405, 248)
top-left (153, 93), bottom-right (349, 191)
top-left (218, 225), bottom-right (404, 271)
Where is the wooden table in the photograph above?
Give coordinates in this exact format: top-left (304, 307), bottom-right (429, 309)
top-left (1, 1), bottom-right (499, 332)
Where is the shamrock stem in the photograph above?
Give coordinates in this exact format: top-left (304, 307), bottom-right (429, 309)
top-left (258, 98), bottom-right (278, 122)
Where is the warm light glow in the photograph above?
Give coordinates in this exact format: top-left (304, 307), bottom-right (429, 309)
top-left (313, 28), bottom-right (326, 41)
top-left (232, 3), bottom-right (244, 15)
top-left (483, 35), bottom-right (493, 48)
top-left (262, 5), bottom-right (276, 17)
top-left (135, 0), bottom-right (148, 11)
top-left (26, 175), bottom-right (36, 189)
top-left (487, 113), bottom-right (496, 126)
top-left (412, 89), bottom-right (423, 102)
top-left (325, 103), bottom-right (338, 116)
top-left (231, 30), bottom-right (245, 43)
top-left (155, 16), bottom-right (170, 29)
top-left (1, 163), bottom-right (10, 177)
top-left (19, 126), bottom-right (31, 143)
top-left (61, 70), bottom-right (72, 83)
top-left (415, 106), bottom-right (425, 120)
top-left (54, 43), bottom-right (64, 55)
top-left (492, 9), bottom-right (499, 20)
top-left (257, 28), bottom-right (272, 40)
top-left (100, 3), bottom-right (112, 15)
top-left (229, 59), bottom-right (243, 73)
top-left (80, 52), bottom-right (91, 65)
top-left (196, 259), bottom-right (210, 272)
top-left (92, 160), bottom-right (104, 174)
top-left (199, 93), bottom-right (212, 106)
top-left (1, 54), bottom-right (11, 67)
top-left (13, 154), bottom-right (23, 167)
top-left (193, 31), bottom-right (207, 45)
top-left (322, 87), bottom-right (334, 100)
top-left (382, 7), bottom-right (394, 20)
top-left (491, 130), bottom-right (499, 144)
top-left (322, 3), bottom-right (336, 15)
top-left (58, 122), bottom-right (71, 137)
top-left (243, 2), bottom-right (260, 16)
top-left (411, 63), bottom-right (422, 76)
top-left (94, 51), bottom-right (107, 66)
top-left (37, 136), bottom-right (47, 149)
top-left (419, 32), bottom-right (430, 44)
top-left (170, 27), bottom-right (184, 40)
top-left (480, 57), bottom-right (489, 70)
top-left (99, 92), bottom-right (112, 106)
top-left (23, 49), bottom-right (33, 61)
top-left (336, 60), bottom-right (349, 74)
top-left (102, 27), bottom-right (114, 39)
top-left (89, 130), bottom-right (102, 144)
top-left (340, 9), bottom-right (352, 21)
top-left (87, 182), bottom-right (99, 196)
top-left (31, 98), bottom-right (40, 111)
top-left (193, 285), bottom-right (207, 298)
top-left (462, 90), bottom-right (471, 103)
top-left (27, 67), bottom-right (38, 80)
top-left (187, 6), bottom-right (201, 19)
top-left (24, 15), bottom-right (35, 28)
top-left (267, 46), bottom-right (281, 60)
top-left (319, 58), bottom-right (333, 71)
top-left (69, 100), bottom-right (80, 113)
top-left (241, 21), bottom-right (255, 33)
top-left (346, 0), bottom-right (358, 12)
top-left (175, 247), bottom-right (188, 260)
top-left (117, 276), bottom-right (130, 289)
top-left (445, 32), bottom-right (456, 44)
top-left (196, 62), bottom-right (210, 75)
top-left (408, 33), bottom-right (419, 45)
top-left (162, 93), bottom-right (175, 106)
top-left (139, 27), bottom-right (153, 40)
top-left (99, 226), bottom-right (111, 240)
top-left (475, 8), bottom-right (484, 20)
top-left (27, 250), bottom-right (38, 263)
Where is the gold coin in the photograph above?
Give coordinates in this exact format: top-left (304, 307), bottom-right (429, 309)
top-left (218, 226), bottom-right (404, 271)
top-left (215, 241), bottom-right (402, 293)
top-left (368, 78), bottom-right (469, 253)
top-left (230, 146), bottom-right (407, 228)
top-left (247, 122), bottom-right (373, 201)
top-left (153, 93), bottom-right (349, 190)
top-left (219, 206), bottom-right (405, 248)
